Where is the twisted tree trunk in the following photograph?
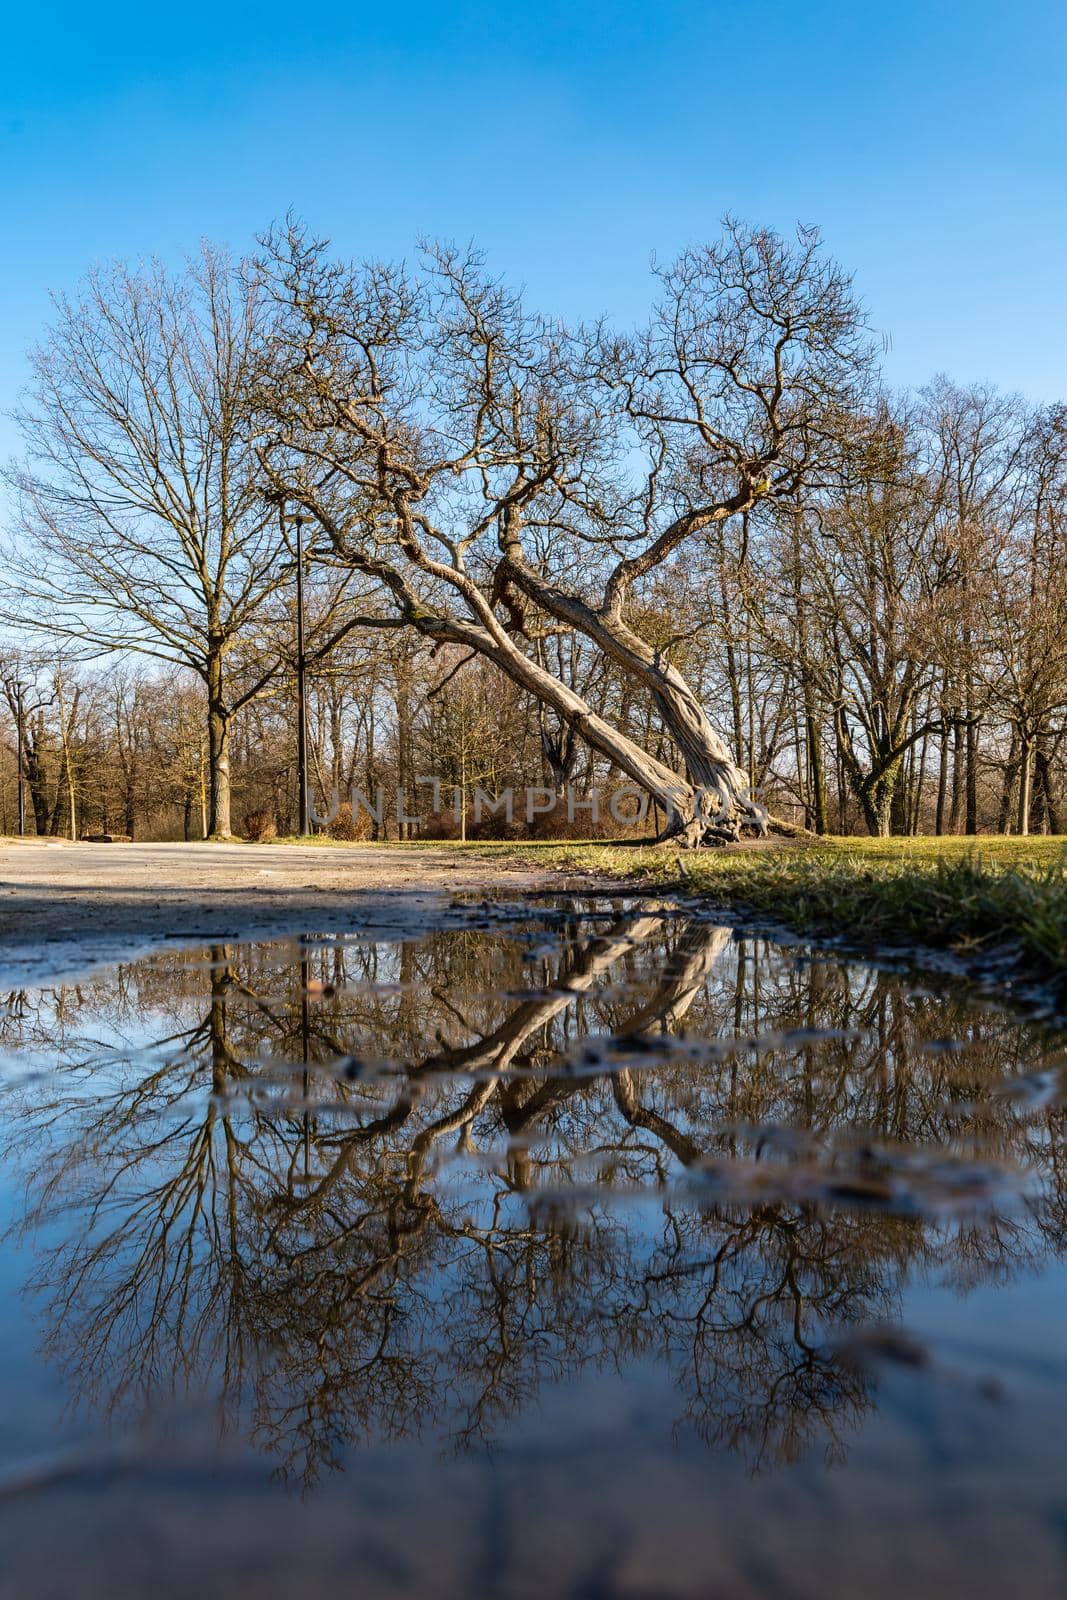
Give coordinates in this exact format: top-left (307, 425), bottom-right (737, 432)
top-left (500, 551), bottom-right (768, 844)
top-left (397, 604), bottom-right (727, 842)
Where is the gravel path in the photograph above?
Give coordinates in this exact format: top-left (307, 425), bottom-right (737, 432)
top-left (0, 839), bottom-right (605, 984)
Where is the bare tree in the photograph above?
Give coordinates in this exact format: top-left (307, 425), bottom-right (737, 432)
top-left (255, 219), bottom-right (870, 844)
top-left (921, 378), bottom-right (1028, 833)
top-left (1, 651), bottom-right (60, 835)
top-left (498, 222), bottom-right (871, 839)
top-left (760, 403), bottom-right (955, 836)
top-left (973, 406), bottom-right (1067, 833)
top-left (3, 247), bottom-right (293, 836)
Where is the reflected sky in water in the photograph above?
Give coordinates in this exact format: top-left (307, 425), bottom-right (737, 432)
top-left (2, 898), bottom-right (1067, 1599)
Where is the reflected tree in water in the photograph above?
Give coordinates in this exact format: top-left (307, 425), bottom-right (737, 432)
top-left (1, 909), bottom-right (1065, 1487)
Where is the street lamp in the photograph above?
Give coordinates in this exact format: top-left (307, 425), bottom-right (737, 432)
top-left (294, 512), bottom-right (310, 838)
top-left (277, 502), bottom-right (310, 838)
top-left (14, 681), bottom-right (25, 838)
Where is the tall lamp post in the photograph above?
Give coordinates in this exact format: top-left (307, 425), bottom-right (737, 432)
top-left (294, 513), bottom-right (309, 837)
top-left (14, 680), bottom-right (26, 838)
top-left (277, 500), bottom-right (311, 838)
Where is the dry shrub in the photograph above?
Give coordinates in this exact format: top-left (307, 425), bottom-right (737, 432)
top-left (327, 802), bottom-right (371, 842)
top-left (243, 809), bottom-right (277, 843)
top-left (419, 809), bottom-right (461, 840)
top-left (527, 791), bottom-right (653, 841)
top-left (527, 799), bottom-right (588, 840)
top-left (408, 793), bottom-right (655, 843)
top-left (422, 801), bottom-right (529, 841)
top-left (467, 806), bottom-right (525, 841)
top-left (602, 790), bottom-right (654, 840)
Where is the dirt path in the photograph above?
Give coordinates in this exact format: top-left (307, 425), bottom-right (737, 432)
top-left (0, 839), bottom-right (608, 984)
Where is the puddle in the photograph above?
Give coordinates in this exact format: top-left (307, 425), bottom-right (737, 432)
top-left (2, 897), bottom-right (1067, 1598)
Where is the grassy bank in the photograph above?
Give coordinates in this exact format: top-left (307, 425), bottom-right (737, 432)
top-left (483, 834), bottom-right (1067, 994)
top-left (569, 836), bottom-right (1067, 991)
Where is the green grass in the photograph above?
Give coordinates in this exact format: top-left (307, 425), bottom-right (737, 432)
top-left (512, 835), bottom-right (1067, 992)
top-left (418, 833), bottom-right (1067, 991)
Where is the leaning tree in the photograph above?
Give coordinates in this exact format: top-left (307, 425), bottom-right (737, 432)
top-left (256, 219), bottom-right (871, 843)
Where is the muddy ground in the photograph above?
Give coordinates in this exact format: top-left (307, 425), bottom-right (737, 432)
top-left (0, 839), bottom-right (629, 985)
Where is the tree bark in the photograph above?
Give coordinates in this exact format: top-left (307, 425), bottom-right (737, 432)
top-left (965, 708), bottom-right (979, 835)
top-left (1017, 730), bottom-right (1034, 837)
top-left (948, 715), bottom-right (964, 833)
top-left (996, 732), bottom-right (1019, 834)
top-left (1035, 741), bottom-right (1061, 834)
top-left (206, 651), bottom-right (233, 839)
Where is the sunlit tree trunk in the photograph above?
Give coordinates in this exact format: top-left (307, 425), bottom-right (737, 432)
top-left (206, 649), bottom-right (233, 839)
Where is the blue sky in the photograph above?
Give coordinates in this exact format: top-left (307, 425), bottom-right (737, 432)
top-left (2, 0), bottom-right (1065, 461)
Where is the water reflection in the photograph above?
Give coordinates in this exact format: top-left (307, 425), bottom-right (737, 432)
top-left (1, 901), bottom-right (1065, 1501)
